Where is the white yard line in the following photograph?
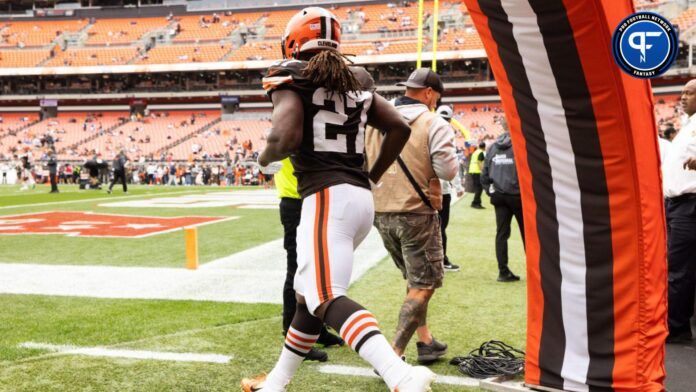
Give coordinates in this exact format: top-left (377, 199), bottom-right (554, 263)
top-left (0, 189), bottom-right (203, 210)
top-left (0, 228), bottom-right (387, 303)
top-left (317, 364), bottom-right (481, 387)
top-left (19, 342), bottom-right (232, 364)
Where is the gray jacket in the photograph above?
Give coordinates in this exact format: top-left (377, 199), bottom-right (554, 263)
top-left (481, 132), bottom-right (520, 195)
top-left (393, 97), bottom-right (458, 181)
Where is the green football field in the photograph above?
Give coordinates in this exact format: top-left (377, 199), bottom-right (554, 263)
top-left (0, 184), bottom-right (526, 392)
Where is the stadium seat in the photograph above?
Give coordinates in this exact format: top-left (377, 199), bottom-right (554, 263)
top-left (172, 14), bottom-right (244, 43)
top-left (228, 40), bottom-right (280, 61)
top-left (0, 20), bottom-right (87, 47)
top-left (0, 48), bottom-right (51, 67)
top-left (44, 47), bottom-right (140, 67)
top-left (86, 18), bottom-right (170, 45)
top-left (138, 43), bottom-right (232, 64)
top-left (77, 111), bottom-right (218, 160)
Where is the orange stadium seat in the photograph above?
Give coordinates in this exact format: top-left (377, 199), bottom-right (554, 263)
top-left (653, 94), bottom-right (681, 128)
top-left (86, 17), bottom-right (170, 45)
top-left (172, 14), bottom-right (244, 43)
top-left (78, 111), bottom-right (217, 160)
top-left (343, 37), bottom-right (420, 55)
top-left (228, 40), bottom-right (280, 61)
top-left (0, 20), bottom-right (87, 47)
top-left (169, 119), bottom-right (270, 159)
top-left (453, 103), bottom-right (506, 143)
top-left (0, 92), bottom-right (682, 161)
top-left (672, 7), bottom-right (696, 31)
top-left (0, 112), bottom-right (39, 135)
top-left (0, 112), bottom-right (124, 158)
top-left (0, 48), bottom-right (51, 67)
top-left (261, 9), bottom-right (299, 38)
top-left (358, 2), bottom-right (433, 34)
top-left (439, 27), bottom-right (483, 51)
top-left (138, 43), bottom-right (232, 64)
top-left (44, 47), bottom-right (139, 67)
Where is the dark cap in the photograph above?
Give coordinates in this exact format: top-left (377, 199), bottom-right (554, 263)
top-left (396, 68), bottom-right (444, 94)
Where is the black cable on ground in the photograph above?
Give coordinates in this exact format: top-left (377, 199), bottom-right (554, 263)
top-left (449, 340), bottom-right (525, 379)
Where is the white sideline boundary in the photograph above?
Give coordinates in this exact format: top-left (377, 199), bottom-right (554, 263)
top-left (317, 364), bottom-right (480, 387)
top-left (19, 342), bottom-right (231, 364)
top-left (0, 228), bottom-right (387, 303)
top-left (0, 189), bottom-right (203, 210)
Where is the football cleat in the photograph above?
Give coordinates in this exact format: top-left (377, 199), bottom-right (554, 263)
top-left (392, 366), bottom-right (436, 392)
top-left (240, 374), bottom-right (285, 392)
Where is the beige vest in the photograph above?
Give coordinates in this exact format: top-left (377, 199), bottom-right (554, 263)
top-left (366, 110), bottom-right (440, 214)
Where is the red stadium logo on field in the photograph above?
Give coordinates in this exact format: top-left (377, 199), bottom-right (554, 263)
top-left (0, 212), bottom-right (234, 238)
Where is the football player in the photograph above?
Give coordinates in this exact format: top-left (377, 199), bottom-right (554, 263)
top-left (19, 153), bottom-right (35, 191)
top-left (242, 7), bottom-right (435, 392)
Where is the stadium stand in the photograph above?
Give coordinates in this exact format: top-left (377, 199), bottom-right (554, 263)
top-left (453, 103), bottom-right (505, 142)
top-left (0, 0), bottom-right (684, 69)
top-left (86, 18), bottom-right (171, 45)
top-left (0, 113), bottom-right (39, 136)
top-left (172, 14), bottom-right (241, 43)
top-left (169, 119), bottom-right (271, 160)
top-left (228, 40), bottom-right (279, 61)
top-left (45, 46), bottom-right (140, 67)
top-left (0, 112), bottom-right (126, 159)
top-left (260, 9), bottom-right (300, 38)
top-left (0, 93), bottom-right (682, 162)
top-left (0, 48), bottom-right (51, 67)
top-left (358, 1), bottom-right (433, 33)
top-left (654, 94), bottom-right (681, 128)
top-left (138, 43), bottom-right (232, 64)
top-left (0, 0), bottom-right (689, 162)
top-left (0, 19), bottom-right (88, 47)
top-left (672, 7), bottom-right (696, 30)
top-left (439, 27), bottom-right (483, 51)
top-left (72, 111), bottom-right (218, 160)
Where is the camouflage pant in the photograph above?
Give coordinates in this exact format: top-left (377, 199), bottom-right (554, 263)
top-left (374, 212), bottom-right (444, 290)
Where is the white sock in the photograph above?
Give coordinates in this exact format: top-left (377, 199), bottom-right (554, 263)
top-left (264, 327), bottom-right (318, 389)
top-left (339, 310), bottom-right (410, 389)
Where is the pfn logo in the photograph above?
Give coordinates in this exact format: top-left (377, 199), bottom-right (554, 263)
top-left (628, 31), bottom-right (662, 63)
top-left (612, 12), bottom-right (678, 78)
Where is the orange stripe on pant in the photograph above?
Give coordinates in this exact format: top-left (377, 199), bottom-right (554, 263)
top-left (313, 189), bottom-right (334, 304)
top-left (322, 189), bottom-right (334, 301)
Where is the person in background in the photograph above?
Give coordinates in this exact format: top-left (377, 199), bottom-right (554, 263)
top-left (168, 162), bottom-right (178, 186)
top-left (108, 150), bottom-right (129, 194)
top-left (0, 161), bottom-right (8, 184)
top-left (481, 129), bottom-right (524, 282)
top-left (435, 105), bottom-right (464, 272)
top-left (19, 153), bottom-right (35, 191)
top-left (367, 68), bottom-right (457, 364)
top-left (663, 79), bottom-right (696, 343)
top-left (47, 149), bottom-right (59, 193)
top-left (469, 141), bottom-right (486, 209)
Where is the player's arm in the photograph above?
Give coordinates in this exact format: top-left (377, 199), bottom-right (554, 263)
top-left (258, 89), bottom-right (303, 167)
top-left (366, 93), bottom-right (411, 183)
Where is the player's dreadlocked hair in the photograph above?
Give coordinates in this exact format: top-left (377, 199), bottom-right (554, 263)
top-left (303, 50), bottom-right (362, 96)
